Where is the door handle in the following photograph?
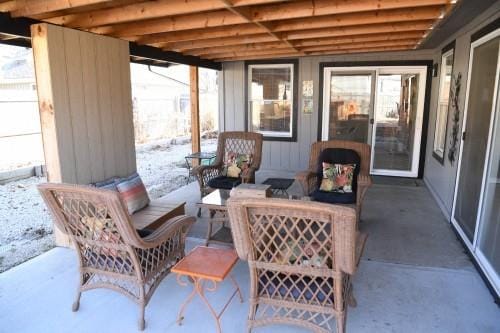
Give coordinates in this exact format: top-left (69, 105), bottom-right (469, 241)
top-left (370, 118), bottom-right (374, 124)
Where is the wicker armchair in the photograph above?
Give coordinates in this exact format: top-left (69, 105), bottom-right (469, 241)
top-left (194, 131), bottom-right (263, 197)
top-left (227, 198), bottom-right (367, 333)
top-left (295, 140), bottom-right (372, 226)
top-left (38, 183), bottom-right (195, 330)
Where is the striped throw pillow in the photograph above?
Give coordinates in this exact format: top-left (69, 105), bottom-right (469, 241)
top-left (116, 173), bottom-right (150, 214)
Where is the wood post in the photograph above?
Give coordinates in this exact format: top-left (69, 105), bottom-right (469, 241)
top-left (190, 66), bottom-right (201, 156)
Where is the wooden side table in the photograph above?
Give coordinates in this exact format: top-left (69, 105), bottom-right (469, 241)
top-left (172, 246), bottom-right (243, 333)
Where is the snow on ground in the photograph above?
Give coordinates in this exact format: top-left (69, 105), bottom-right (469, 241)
top-left (0, 138), bottom-right (217, 273)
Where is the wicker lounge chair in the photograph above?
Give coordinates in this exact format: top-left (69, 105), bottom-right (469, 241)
top-left (194, 131), bottom-right (263, 210)
top-left (295, 140), bottom-right (372, 226)
top-left (227, 197), bottom-right (367, 333)
top-left (38, 183), bottom-right (195, 330)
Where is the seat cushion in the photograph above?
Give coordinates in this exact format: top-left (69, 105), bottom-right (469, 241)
top-left (310, 188), bottom-right (357, 204)
top-left (315, 148), bottom-right (361, 202)
top-left (208, 176), bottom-right (242, 189)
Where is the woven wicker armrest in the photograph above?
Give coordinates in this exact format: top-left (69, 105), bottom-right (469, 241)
top-left (241, 166), bottom-right (258, 183)
top-left (357, 174), bottom-right (372, 188)
top-left (295, 170), bottom-right (317, 195)
top-left (194, 163), bottom-right (222, 187)
top-left (137, 215), bottom-right (195, 249)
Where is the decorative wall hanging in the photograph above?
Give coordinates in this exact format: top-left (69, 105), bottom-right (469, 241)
top-left (448, 72), bottom-right (462, 164)
top-left (302, 80), bottom-right (314, 114)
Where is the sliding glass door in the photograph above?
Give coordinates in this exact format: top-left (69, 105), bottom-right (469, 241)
top-left (452, 29), bottom-right (500, 295)
top-left (322, 66), bottom-right (427, 177)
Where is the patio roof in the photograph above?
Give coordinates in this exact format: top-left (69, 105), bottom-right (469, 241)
top-left (0, 0), bottom-right (458, 63)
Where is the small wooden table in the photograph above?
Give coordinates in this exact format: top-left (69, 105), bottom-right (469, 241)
top-left (172, 246), bottom-right (243, 333)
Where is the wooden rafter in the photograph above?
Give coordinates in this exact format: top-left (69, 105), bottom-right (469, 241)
top-left (0, 0), bottom-right (457, 62)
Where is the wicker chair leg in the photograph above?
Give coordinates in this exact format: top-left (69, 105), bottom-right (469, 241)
top-left (138, 303), bottom-right (146, 331)
top-left (336, 313), bottom-right (346, 333)
top-left (72, 291), bottom-right (81, 312)
top-left (348, 286), bottom-right (357, 308)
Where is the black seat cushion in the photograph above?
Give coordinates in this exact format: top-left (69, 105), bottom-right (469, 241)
top-left (208, 176), bottom-right (242, 189)
top-left (310, 188), bottom-right (357, 204)
top-left (312, 148), bottom-right (361, 205)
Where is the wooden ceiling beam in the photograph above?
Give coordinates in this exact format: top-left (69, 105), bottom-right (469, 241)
top-left (90, 9), bottom-right (246, 37)
top-left (272, 5), bottom-right (445, 32)
top-left (306, 45), bottom-right (412, 56)
top-left (214, 45), bottom-right (412, 61)
top-left (136, 23), bottom-right (264, 45)
top-left (185, 41), bottom-right (290, 57)
top-left (42, 0), bottom-right (287, 28)
top-left (285, 20), bottom-right (434, 40)
top-left (247, 0), bottom-right (448, 22)
top-left (298, 39), bottom-right (419, 53)
top-left (292, 31), bottom-right (426, 47)
top-left (163, 33), bottom-right (277, 52)
top-left (9, 0), bottom-right (116, 17)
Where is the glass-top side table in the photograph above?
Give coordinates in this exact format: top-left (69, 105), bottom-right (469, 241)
top-left (185, 152), bottom-right (216, 184)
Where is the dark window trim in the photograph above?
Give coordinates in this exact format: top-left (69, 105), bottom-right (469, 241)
top-left (432, 41), bottom-right (456, 165)
top-left (245, 58), bottom-right (299, 142)
top-left (317, 60), bottom-right (433, 178)
top-left (471, 17), bottom-right (500, 42)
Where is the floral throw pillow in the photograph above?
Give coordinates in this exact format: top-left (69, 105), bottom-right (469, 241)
top-left (224, 152), bottom-right (253, 178)
top-left (319, 163), bottom-right (356, 193)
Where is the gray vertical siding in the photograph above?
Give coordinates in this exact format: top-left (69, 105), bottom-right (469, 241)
top-left (423, 4), bottom-right (500, 219)
top-left (220, 49), bottom-right (434, 172)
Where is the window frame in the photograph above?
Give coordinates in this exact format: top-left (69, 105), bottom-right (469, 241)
top-left (432, 42), bottom-right (455, 164)
top-left (245, 59), bottom-right (298, 142)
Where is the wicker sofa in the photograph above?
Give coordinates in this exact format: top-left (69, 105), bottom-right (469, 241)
top-left (227, 197), bottom-right (367, 333)
top-left (38, 183), bottom-right (195, 330)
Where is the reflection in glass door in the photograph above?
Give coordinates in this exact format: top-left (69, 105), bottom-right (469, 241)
top-left (453, 36), bottom-right (499, 242)
top-left (324, 73), bottom-right (373, 143)
top-left (371, 69), bottom-right (426, 177)
top-left (322, 66), bottom-right (427, 177)
top-left (452, 29), bottom-right (500, 295)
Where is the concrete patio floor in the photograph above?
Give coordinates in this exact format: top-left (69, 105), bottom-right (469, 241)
top-left (1, 172), bottom-right (499, 332)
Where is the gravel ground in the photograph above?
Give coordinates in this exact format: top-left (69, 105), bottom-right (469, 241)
top-left (0, 138), bottom-right (217, 273)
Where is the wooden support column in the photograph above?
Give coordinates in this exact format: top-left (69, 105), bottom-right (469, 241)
top-left (190, 66), bottom-right (201, 155)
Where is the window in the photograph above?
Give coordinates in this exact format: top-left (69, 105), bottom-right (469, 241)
top-left (247, 61), bottom-right (297, 141)
top-left (433, 46), bottom-right (454, 163)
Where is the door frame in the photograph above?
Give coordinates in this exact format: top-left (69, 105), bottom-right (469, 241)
top-left (318, 61), bottom-right (433, 178)
top-left (450, 27), bottom-right (500, 295)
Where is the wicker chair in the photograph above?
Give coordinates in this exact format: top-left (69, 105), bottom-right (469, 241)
top-left (295, 140), bottom-right (372, 226)
top-left (227, 197), bottom-right (367, 333)
top-left (194, 131), bottom-right (263, 198)
top-left (38, 183), bottom-right (195, 330)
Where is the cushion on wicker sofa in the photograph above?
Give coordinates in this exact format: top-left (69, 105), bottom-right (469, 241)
top-left (208, 175), bottom-right (242, 189)
top-left (116, 172), bottom-right (150, 214)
